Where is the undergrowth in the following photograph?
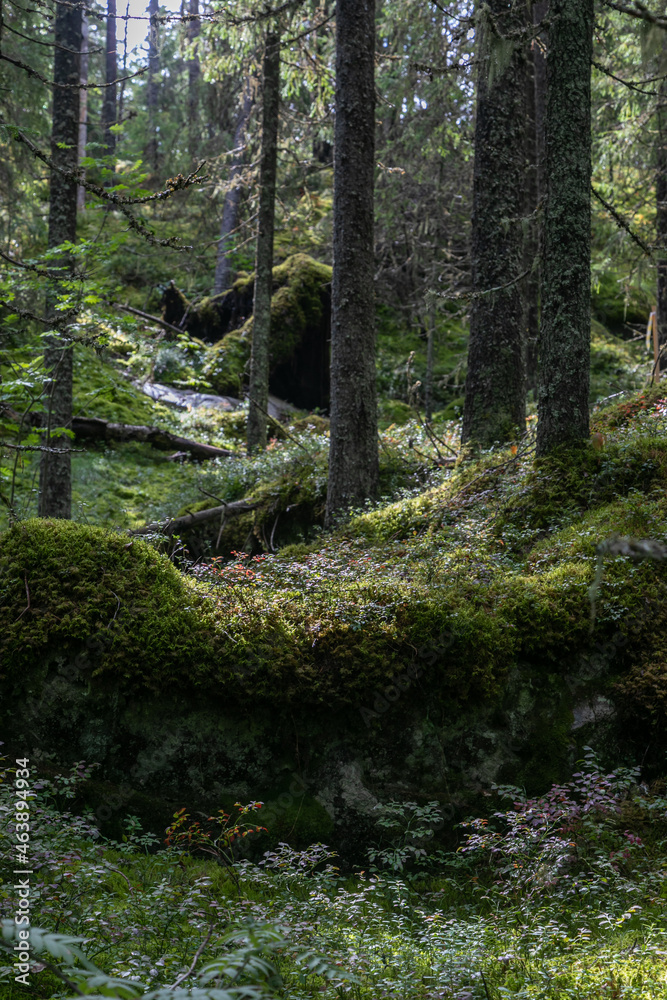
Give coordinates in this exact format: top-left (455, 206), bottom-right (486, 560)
top-left (1, 750), bottom-right (667, 999)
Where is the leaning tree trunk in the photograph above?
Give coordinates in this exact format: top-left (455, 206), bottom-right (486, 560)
top-left (102, 0), bottom-right (117, 159)
top-left (246, 32), bottom-right (280, 453)
top-left (325, 0), bottom-right (379, 525)
top-left (146, 0), bottom-right (160, 170)
top-left (38, 0), bottom-right (82, 519)
top-left (656, 69), bottom-right (667, 346)
top-left (76, 13), bottom-right (89, 210)
top-left (461, 0), bottom-right (528, 449)
top-left (213, 78), bottom-right (255, 295)
top-left (187, 0), bottom-right (200, 160)
top-left (536, 0), bottom-right (593, 456)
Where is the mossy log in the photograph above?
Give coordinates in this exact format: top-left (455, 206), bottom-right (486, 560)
top-left (1, 404), bottom-right (236, 461)
top-left (133, 498), bottom-right (259, 537)
top-left (70, 416), bottom-right (235, 460)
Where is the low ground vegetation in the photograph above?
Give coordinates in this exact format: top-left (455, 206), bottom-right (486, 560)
top-left (1, 750), bottom-right (667, 999)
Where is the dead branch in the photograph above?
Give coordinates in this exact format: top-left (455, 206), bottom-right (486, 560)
top-left (132, 498), bottom-right (259, 537)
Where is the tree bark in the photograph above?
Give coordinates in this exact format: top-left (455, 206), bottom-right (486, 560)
top-left (187, 0), bottom-right (200, 160)
top-left (213, 78), bottom-right (255, 296)
top-left (533, 0), bottom-right (548, 204)
top-left (68, 416), bottom-right (235, 459)
top-left (102, 0), bottom-right (117, 159)
top-left (524, 4), bottom-right (539, 391)
top-left (119, 2), bottom-right (130, 123)
top-left (146, 0), bottom-right (160, 170)
top-left (76, 14), bottom-right (89, 211)
top-left (657, 69), bottom-right (667, 345)
top-left (38, 0), bottom-right (82, 519)
top-left (325, 0), bottom-right (379, 525)
top-left (461, 0), bottom-right (527, 449)
top-left (246, 32), bottom-right (280, 453)
top-left (536, 0), bottom-right (593, 456)
top-left (132, 498), bottom-right (259, 538)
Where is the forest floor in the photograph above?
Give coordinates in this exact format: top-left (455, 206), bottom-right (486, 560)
top-left (1, 753), bottom-right (667, 999)
top-left (3, 316), bottom-right (667, 998)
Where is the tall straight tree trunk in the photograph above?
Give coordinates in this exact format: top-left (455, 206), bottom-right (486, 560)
top-left (38, 0), bottom-right (82, 519)
top-left (523, 3), bottom-right (539, 391)
top-left (246, 32), bottom-right (280, 453)
top-left (213, 78), bottom-right (254, 295)
top-left (325, 0), bottom-right (379, 525)
top-left (119, 2), bottom-right (130, 123)
top-left (533, 0), bottom-right (548, 202)
top-left (76, 13), bottom-right (89, 211)
top-left (461, 0), bottom-right (527, 449)
top-left (536, 0), bottom-right (593, 456)
top-left (102, 0), bottom-right (117, 158)
top-left (656, 71), bottom-right (667, 345)
top-left (187, 0), bottom-right (200, 159)
top-left (146, 0), bottom-right (160, 170)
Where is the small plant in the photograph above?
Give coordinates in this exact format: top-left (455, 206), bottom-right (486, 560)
top-left (366, 800), bottom-right (444, 874)
top-left (165, 801), bottom-right (267, 891)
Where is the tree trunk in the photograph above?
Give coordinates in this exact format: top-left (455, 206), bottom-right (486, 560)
top-left (119, 2), bottom-right (130, 123)
top-left (146, 0), bottom-right (160, 170)
top-left (246, 32), bottom-right (280, 453)
top-left (657, 71), bottom-right (667, 346)
top-left (536, 0), bottom-right (593, 456)
top-left (325, 0), bottom-right (379, 525)
top-left (213, 78), bottom-right (255, 296)
top-left (187, 0), bottom-right (200, 160)
top-left (461, 0), bottom-right (527, 449)
top-left (38, 0), bottom-right (82, 519)
top-left (533, 0), bottom-right (548, 203)
top-left (76, 13), bottom-right (89, 211)
top-left (523, 4), bottom-right (539, 391)
top-left (102, 0), bottom-right (117, 159)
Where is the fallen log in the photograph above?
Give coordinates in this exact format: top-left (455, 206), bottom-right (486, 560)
top-left (131, 498), bottom-right (258, 537)
top-left (70, 416), bottom-right (237, 460)
top-left (1, 403), bottom-right (237, 461)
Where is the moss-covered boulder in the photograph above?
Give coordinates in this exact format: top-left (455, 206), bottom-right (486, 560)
top-left (165, 254), bottom-right (332, 409)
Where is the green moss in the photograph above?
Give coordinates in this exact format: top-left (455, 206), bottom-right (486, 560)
top-left (74, 346), bottom-right (172, 426)
top-left (378, 399), bottom-right (413, 428)
top-left (202, 327), bottom-right (251, 396)
top-left (5, 390), bottom-right (667, 723)
top-left (0, 519), bottom-right (233, 689)
top-left (202, 254), bottom-right (332, 396)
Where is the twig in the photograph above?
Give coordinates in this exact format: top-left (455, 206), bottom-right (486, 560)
top-left (170, 925), bottom-right (215, 989)
top-left (591, 185), bottom-right (654, 259)
top-left (436, 267), bottom-right (531, 304)
top-left (598, 0), bottom-right (667, 29)
top-left (113, 302), bottom-right (185, 337)
top-left (248, 397), bottom-right (315, 459)
top-left (15, 572), bottom-right (30, 622)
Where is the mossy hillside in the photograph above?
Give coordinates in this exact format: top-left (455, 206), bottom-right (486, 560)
top-left (3, 463), bottom-right (667, 714)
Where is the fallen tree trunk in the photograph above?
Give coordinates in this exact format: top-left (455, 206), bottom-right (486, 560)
top-left (70, 416), bottom-right (236, 460)
top-left (2, 404), bottom-right (235, 461)
top-left (132, 498), bottom-right (258, 537)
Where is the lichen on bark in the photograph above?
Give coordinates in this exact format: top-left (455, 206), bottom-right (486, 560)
top-left (536, 0), bottom-right (593, 455)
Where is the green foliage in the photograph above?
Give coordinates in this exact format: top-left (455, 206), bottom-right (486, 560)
top-left (2, 751), bottom-right (667, 1000)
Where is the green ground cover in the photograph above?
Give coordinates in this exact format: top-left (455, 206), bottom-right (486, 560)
top-left (1, 752), bottom-right (667, 999)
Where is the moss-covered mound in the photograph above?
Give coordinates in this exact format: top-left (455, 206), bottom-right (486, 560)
top-left (163, 254), bottom-right (332, 409)
top-left (0, 520), bottom-right (225, 689)
top-left (203, 255), bottom-right (332, 409)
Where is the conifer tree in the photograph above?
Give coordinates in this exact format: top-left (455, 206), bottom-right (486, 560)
top-left (325, 0), bottom-right (379, 524)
